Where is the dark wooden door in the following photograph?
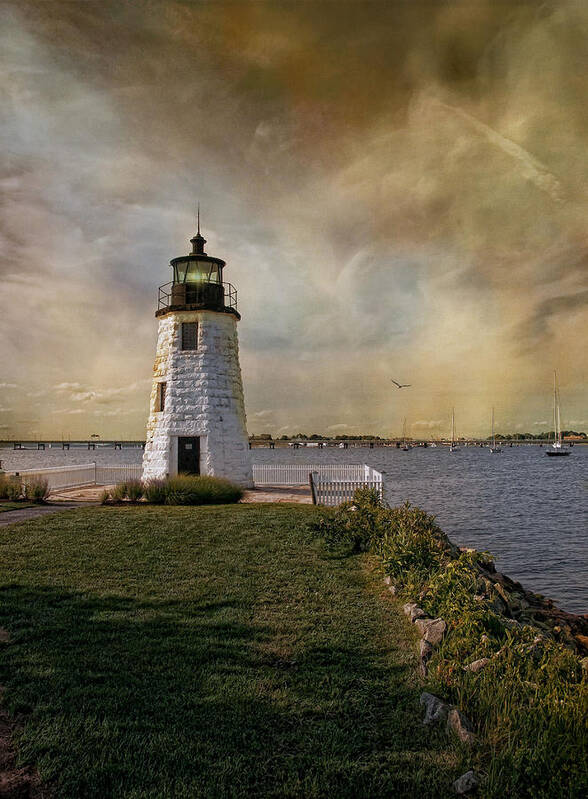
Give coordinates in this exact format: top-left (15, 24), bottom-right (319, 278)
top-left (178, 437), bottom-right (200, 474)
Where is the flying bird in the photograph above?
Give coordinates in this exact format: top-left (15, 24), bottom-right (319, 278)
top-left (391, 379), bottom-right (411, 389)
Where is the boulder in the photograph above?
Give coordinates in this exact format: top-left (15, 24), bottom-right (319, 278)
top-left (447, 707), bottom-right (476, 744)
top-left (388, 585), bottom-right (397, 596)
top-left (419, 639), bottom-right (433, 676)
top-left (453, 770), bottom-right (480, 794)
top-left (420, 692), bottom-right (450, 725)
top-left (463, 658), bottom-right (489, 673)
top-left (383, 575), bottom-right (392, 585)
top-left (415, 617), bottom-right (447, 646)
top-left (410, 605), bottom-right (427, 623)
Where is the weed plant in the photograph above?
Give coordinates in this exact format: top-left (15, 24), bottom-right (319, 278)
top-left (126, 479), bottom-right (144, 502)
top-left (3, 477), bottom-right (23, 501)
top-left (24, 478), bottom-right (50, 502)
top-left (143, 479), bottom-right (167, 504)
top-left (313, 493), bottom-right (588, 798)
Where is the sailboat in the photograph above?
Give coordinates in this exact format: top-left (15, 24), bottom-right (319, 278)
top-left (489, 407), bottom-right (502, 453)
top-left (449, 408), bottom-right (460, 452)
top-left (546, 371), bottom-right (570, 457)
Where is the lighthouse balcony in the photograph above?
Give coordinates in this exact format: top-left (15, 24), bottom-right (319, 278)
top-left (156, 281), bottom-right (239, 317)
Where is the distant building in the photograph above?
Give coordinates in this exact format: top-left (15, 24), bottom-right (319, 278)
top-left (142, 219), bottom-right (253, 486)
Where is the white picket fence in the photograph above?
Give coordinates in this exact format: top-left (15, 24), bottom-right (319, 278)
top-left (7, 463), bottom-right (143, 490)
top-left (5, 462), bottom-right (383, 505)
top-left (309, 468), bottom-right (384, 507)
top-left (251, 463), bottom-right (370, 485)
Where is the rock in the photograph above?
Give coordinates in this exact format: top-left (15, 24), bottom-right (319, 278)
top-left (473, 594), bottom-right (485, 602)
top-left (420, 692), bottom-right (450, 725)
top-left (447, 707), bottom-right (476, 744)
top-left (410, 605), bottom-right (427, 623)
top-left (415, 617), bottom-right (447, 646)
top-left (388, 585), bottom-right (397, 596)
top-left (463, 658), bottom-right (489, 673)
top-left (403, 602), bottom-right (417, 617)
top-left (383, 575), bottom-right (392, 585)
top-left (575, 634), bottom-right (588, 652)
top-left (453, 770), bottom-right (480, 794)
top-left (419, 639), bottom-right (433, 676)
top-left (480, 634), bottom-right (490, 645)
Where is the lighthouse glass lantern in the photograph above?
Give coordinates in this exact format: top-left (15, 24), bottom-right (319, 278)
top-left (141, 219), bottom-right (253, 487)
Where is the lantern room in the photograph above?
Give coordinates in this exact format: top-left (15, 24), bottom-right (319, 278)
top-left (156, 220), bottom-right (239, 318)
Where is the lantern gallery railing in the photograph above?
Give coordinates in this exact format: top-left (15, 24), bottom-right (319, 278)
top-left (157, 281), bottom-right (238, 313)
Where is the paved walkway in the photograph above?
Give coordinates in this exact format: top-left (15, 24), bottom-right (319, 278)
top-left (241, 485), bottom-right (312, 504)
top-left (0, 503), bottom-right (91, 527)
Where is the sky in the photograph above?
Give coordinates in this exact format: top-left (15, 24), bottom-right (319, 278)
top-left (1, 0), bottom-right (587, 440)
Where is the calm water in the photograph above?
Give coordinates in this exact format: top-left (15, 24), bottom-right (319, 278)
top-left (252, 445), bottom-right (588, 614)
top-left (2, 444), bottom-right (586, 613)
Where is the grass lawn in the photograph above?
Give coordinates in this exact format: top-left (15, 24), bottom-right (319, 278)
top-left (0, 504), bottom-right (458, 798)
top-left (0, 502), bottom-right (36, 513)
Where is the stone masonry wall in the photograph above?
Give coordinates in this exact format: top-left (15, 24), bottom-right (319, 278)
top-left (142, 310), bottom-right (253, 487)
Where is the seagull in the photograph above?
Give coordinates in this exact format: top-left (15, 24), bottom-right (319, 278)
top-left (391, 379), bottom-right (411, 389)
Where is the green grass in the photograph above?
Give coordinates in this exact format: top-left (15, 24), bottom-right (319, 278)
top-left (0, 504), bottom-right (458, 798)
top-left (0, 501), bottom-right (35, 513)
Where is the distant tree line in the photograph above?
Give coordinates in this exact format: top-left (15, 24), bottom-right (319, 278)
top-left (249, 431), bottom-right (586, 441)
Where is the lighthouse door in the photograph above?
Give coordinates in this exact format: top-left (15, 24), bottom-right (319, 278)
top-left (178, 437), bottom-right (200, 475)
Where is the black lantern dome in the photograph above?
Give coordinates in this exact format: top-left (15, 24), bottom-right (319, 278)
top-left (156, 213), bottom-right (239, 318)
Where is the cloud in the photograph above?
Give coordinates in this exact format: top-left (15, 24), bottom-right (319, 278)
top-left (54, 383), bottom-right (83, 391)
top-left (1, 0), bottom-right (587, 438)
top-left (0, 383), bottom-right (17, 389)
top-left (412, 420), bottom-right (444, 429)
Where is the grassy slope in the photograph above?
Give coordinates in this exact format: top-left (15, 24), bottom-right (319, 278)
top-left (0, 505), bottom-right (457, 798)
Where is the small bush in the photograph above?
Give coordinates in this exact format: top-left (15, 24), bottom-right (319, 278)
top-left (126, 479), bottom-right (144, 502)
top-left (164, 475), bottom-right (243, 505)
top-left (24, 477), bottom-right (50, 502)
top-left (143, 479), bottom-right (167, 504)
top-left (100, 489), bottom-right (111, 505)
top-left (0, 474), bottom-right (8, 499)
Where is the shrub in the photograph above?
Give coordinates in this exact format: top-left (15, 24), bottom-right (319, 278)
top-left (126, 479), bottom-right (144, 502)
top-left (163, 475), bottom-right (243, 505)
top-left (100, 489), bottom-right (112, 505)
top-left (143, 479), bottom-right (167, 504)
top-left (24, 477), bottom-right (50, 502)
top-left (0, 474), bottom-right (8, 499)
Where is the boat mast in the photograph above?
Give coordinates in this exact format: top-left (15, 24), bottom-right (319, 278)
top-left (451, 407), bottom-right (455, 445)
top-left (491, 407), bottom-right (495, 448)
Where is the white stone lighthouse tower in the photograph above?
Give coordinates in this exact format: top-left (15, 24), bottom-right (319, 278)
top-left (141, 218), bottom-right (253, 487)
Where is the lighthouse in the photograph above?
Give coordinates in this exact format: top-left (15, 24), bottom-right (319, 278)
top-left (141, 217), bottom-right (253, 487)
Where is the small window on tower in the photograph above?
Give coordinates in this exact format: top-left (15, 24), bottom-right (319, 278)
top-left (181, 322), bottom-right (198, 351)
top-left (157, 382), bottom-right (167, 412)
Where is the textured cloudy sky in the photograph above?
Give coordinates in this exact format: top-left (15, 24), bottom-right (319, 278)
top-left (1, 0), bottom-right (587, 439)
